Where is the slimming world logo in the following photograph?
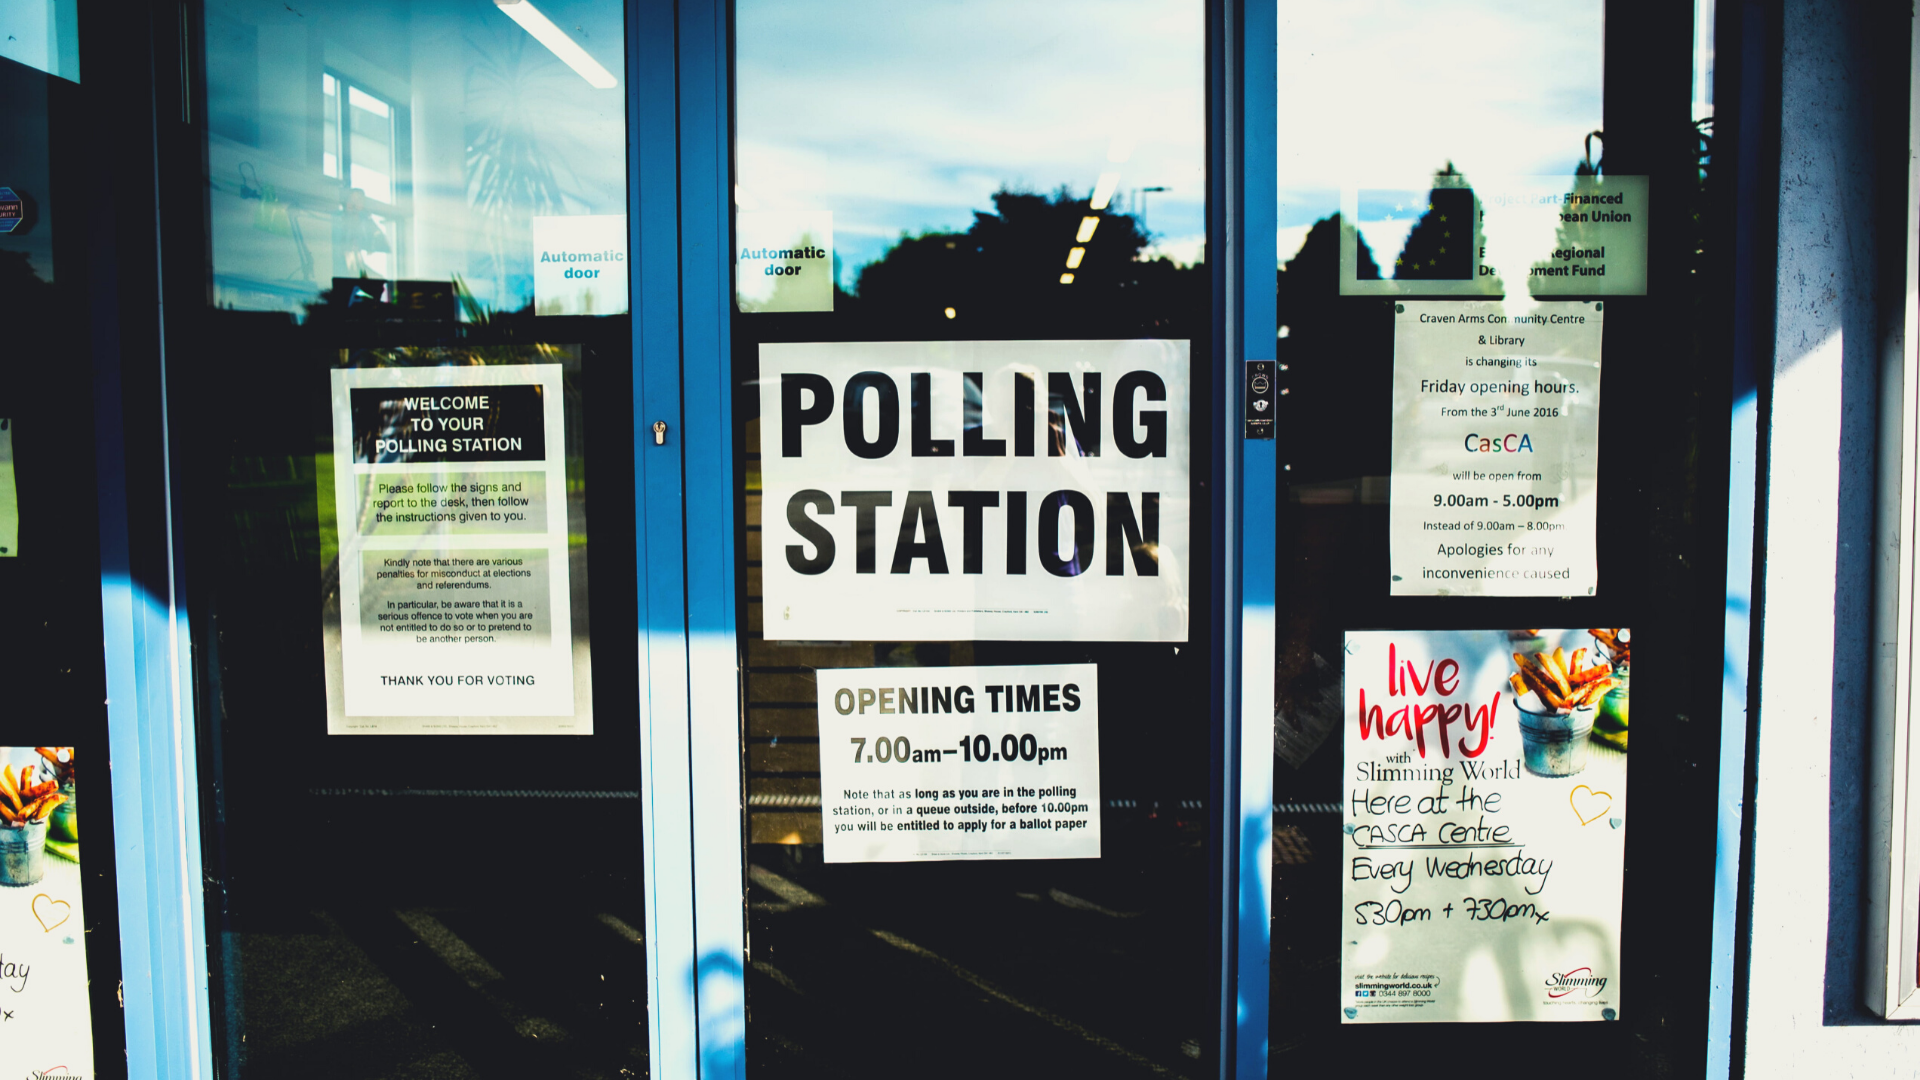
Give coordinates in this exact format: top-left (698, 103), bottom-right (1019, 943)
top-left (1544, 966), bottom-right (1608, 999)
top-left (29, 1067), bottom-right (80, 1080)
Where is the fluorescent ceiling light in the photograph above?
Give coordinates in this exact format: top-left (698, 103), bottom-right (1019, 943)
top-left (495, 0), bottom-right (617, 89)
top-left (1076, 216), bottom-right (1099, 243)
top-left (1089, 172), bottom-right (1119, 211)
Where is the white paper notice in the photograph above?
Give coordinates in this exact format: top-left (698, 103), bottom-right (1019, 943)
top-left (817, 664), bottom-right (1100, 863)
top-left (1342, 630), bottom-right (1627, 1024)
top-left (736, 210), bottom-right (833, 313)
top-left (531, 215), bottom-right (628, 316)
top-left (758, 339), bottom-right (1190, 642)
top-left (0, 420), bottom-right (16, 557)
top-left (0, 748), bottom-right (93, 1074)
top-left (325, 364), bottom-right (585, 734)
top-left (1339, 175), bottom-right (1648, 297)
top-left (1390, 301), bottom-right (1603, 596)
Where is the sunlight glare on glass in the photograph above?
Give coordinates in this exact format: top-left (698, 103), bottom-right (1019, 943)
top-left (1065, 246), bottom-right (1086, 269)
top-left (494, 0), bottom-right (619, 89)
top-left (943, 306), bottom-right (957, 319)
top-left (1089, 171), bottom-right (1120, 211)
top-left (1076, 216), bottom-right (1100, 243)
top-left (1059, 272), bottom-right (1075, 284)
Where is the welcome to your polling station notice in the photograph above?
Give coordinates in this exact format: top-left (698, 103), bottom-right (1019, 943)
top-left (1390, 301), bottom-right (1604, 597)
top-left (324, 363), bottom-right (589, 735)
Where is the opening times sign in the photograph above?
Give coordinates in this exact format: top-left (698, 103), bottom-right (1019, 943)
top-left (1390, 301), bottom-right (1604, 596)
top-left (817, 664), bottom-right (1100, 863)
top-left (758, 339), bottom-right (1191, 643)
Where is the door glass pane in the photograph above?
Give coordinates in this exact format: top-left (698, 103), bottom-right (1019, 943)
top-left (732, 1), bottom-right (1216, 1075)
top-left (1272, 0), bottom-right (1729, 1063)
top-left (0, 31), bottom-right (126, 1075)
top-left (192, 2), bottom-right (647, 1075)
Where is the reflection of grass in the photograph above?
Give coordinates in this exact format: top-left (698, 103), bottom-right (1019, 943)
top-left (316, 452), bottom-right (337, 571)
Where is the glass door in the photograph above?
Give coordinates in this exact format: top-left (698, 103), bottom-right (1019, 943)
top-left (1266, 0), bottom-right (1732, 1071)
top-left (182, 1), bottom-right (660, 1074)
top-left (726, 1), bottom-right (1225, 1075)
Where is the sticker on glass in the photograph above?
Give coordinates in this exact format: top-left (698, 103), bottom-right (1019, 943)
top-left (736, 210), bottom-right (834, 313)
top-left (532, 214), bottom-right (628, 315)
top-left (1337, 175), bottom-right (1647, 297)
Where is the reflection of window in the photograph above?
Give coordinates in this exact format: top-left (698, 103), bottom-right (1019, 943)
top-left (321, 72), bottom-right (394, 206)
top-left (322, 72), bottom-right (398, 278)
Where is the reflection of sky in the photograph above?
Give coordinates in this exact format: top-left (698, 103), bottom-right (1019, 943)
top-left (1277, 0), bottom-right (1602, 264)
top-left (735, 0), bottom-right (1206, 288)
top-left (203, 0), bottom-right (627, 315)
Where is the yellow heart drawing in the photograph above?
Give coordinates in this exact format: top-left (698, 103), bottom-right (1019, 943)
top-left (1569, 785), bottom-right (1613, 827)
top-left (32, 893), bottom-right (71, 933)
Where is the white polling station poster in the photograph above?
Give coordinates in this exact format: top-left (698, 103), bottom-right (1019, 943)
top-left (816, 664), bottom-right (1100, 863)
top-left (1390, 302), bottom-right (1604, 596)
top-left (324, 363), bottom-right (587, 734)
top-left (759, 340), bottom-right (1189, 642)
top-left (1341, 629), bottom-right (1628, 1023)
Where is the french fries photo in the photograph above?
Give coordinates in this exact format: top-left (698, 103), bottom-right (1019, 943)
top-left (1507, 646), bottom-right (1617, 713)
top-left (0, 750), bottom-right (73, 827)
top-left (1589, 628), bottom-right (1630, 669)
top-left (34, 745), bottom-right (74, 785)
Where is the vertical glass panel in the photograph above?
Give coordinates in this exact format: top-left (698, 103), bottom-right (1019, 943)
top-left (733, 1), bottom-right (1215, 1075)
top-left (1271, 0), bottom-right (1730, 1067)
top-left (191, 2), bottom-right (647, 1075)
top-left (0, 35), bottom-right (126, 1076)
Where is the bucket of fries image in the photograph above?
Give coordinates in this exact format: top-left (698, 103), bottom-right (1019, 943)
top-left (0, 760), bottom-right (67, 886)
top-left (0, 819), bottom-right (49, 887)
top-left (1589, 630), bottom-right (1630, 752)
top-left (37, 748), bottom-right (77, 843)
top-left (1509, 645), bottom-right (1620, 777)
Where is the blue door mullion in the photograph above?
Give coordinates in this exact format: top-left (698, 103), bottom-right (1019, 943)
top-left (1233, 0), bottom-right (1278, 1075)
top-left (676, 0), bottom-right (749, 1074)
top-left (632, 0), bottom-right (700, 1075)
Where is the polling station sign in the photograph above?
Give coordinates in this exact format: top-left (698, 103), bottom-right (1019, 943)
top-left (759, 340), bottom-right (1190, 642)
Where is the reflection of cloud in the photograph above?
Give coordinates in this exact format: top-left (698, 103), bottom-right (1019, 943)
top-left (736, 0), bottom-right (1205, 285)
top-left (1277, 0), bottom-right (1603, 228)
top-left (1353, 219), bottom-right (1414, 267)
top-left (1276, 222), bottom-right (1318, 267)
top-left (1141, 234), bottom-right (1206, 268)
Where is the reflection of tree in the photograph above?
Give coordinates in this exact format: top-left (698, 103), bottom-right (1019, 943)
top-left (1393, 164), bottom-right (1489, 287)
top-left (843, 187), bottom-right (1205, 337)
top-left (1275, 215), bottom-right (1393, 484)
top-left (1528, 133), bottom-right (1611, 292)
top-left (0, 251), bottom-right (54, 327)
top-left (464, 30), bottom-right (579, 311)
